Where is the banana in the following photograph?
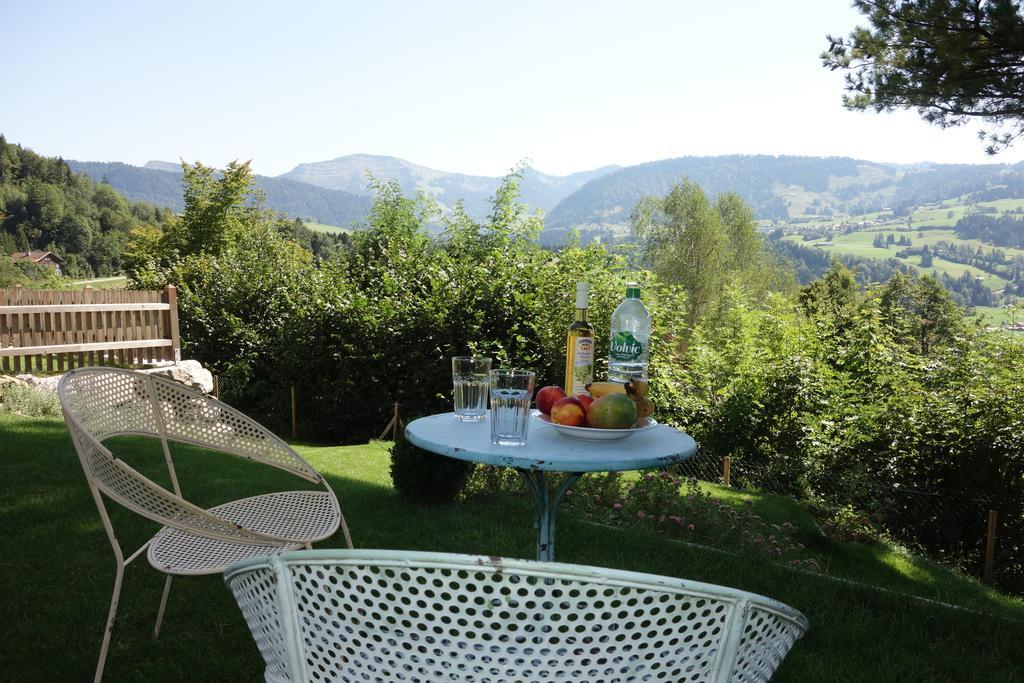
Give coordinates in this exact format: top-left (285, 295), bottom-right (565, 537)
top-left (585, 381), bottom-right (627, 398)
top-left (625, 379), bottom-right (650, 399)
top-left (634, 397), bottom-right (655, 420)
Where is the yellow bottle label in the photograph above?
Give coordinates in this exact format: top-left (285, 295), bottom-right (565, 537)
top-left (566, 335), bottom-right (594, 396)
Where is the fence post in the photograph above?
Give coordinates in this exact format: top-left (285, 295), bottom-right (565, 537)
top-left (378, 402), bottom-right (402, 441)
top-left (722, 456), bottom-right (731, 487)
top-left (212, 375), bottom-right (219, 400)
top-left (164, 285), bottom-right (180, 363)
top-left (984, 509), bottom-right (998, 583)
top-left (290, 384), bottom-right (297, 437)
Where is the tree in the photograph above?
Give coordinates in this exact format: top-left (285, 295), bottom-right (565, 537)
top-left (633, 181), bottom-right (727, 327)
top-left (164, 160), bottom-right (261, 257)
top-left (823, 0), bottom-right (1024, 153)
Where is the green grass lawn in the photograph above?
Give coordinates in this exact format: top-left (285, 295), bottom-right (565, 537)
top-left (3, 411), bottom-right (1024, 681)
top-left (303, 221), bottom-right (353, 234)
top-left (67, 276), bottom-right (129, 289)
top-left (973, 305), bottom-right (1024, 326)
top-left (784, 227), bottom-right (1021, 291)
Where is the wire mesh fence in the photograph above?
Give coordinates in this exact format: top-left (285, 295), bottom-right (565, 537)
top-left (670, 443), bottom-right (1019, 590)
top-left (212, 375), bottom-right (1020, 591)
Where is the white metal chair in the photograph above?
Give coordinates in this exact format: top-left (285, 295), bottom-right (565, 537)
top-left (58, 367), bottom-right (352, 682)
top-left (225, 549), bottom-right (808, 683)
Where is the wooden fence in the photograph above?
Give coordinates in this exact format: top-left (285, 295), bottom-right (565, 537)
top-left (0, 285), bottom-right (180, 373)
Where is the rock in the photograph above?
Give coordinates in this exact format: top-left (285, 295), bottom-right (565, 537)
top-left (0, 375), bottom-right (31, 388)
top-left (146, 359), bottom-right (214, 394)
top-left (16, 374), bottom-right (60, 393)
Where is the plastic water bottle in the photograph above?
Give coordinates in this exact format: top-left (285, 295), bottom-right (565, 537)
top-left (608, 283), bottom-right (650, 382)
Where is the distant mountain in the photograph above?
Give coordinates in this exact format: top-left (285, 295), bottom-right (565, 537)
top-left (546, 155), bottom-right (883, 228)
top-left (279, 154), bottom-right (620, 217)
top-left (143, 160), bottom-right (181, 172)
top-left (67, 161), bottom-right (372, 227)
top-left (544, 155), bottom-right (1024, 239)
top-left (69, 153), bottom-right (1024, 245)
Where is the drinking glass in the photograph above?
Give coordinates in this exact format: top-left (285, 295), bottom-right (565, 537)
top-left (452, 356), bottom-right (491, 421)
top-left (489, 369), bottom-right (535, 446)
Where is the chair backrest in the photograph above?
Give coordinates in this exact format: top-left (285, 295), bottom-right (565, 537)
top-left (58, 367), bottom-right (323, 545)
top-left (225, 549), bottom-right (809, 683)
top-left (59, 367), bottom-right (320, 481)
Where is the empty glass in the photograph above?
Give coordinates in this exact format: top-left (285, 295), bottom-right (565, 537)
top-left (452, 356), bottom-right (491, 421)
top-left (489, 369), bottom-right (535, 446)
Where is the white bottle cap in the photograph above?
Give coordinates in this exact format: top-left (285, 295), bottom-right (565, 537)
top-left (575, 282), bottom-right (589, 309)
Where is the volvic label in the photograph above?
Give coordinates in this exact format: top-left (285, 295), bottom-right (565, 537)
top-left (610, 331), bottom-right (644, 362)
top-left (570, 336), bottom-right (594, 395)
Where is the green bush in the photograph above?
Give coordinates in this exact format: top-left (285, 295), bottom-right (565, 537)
top-left (388, 432), bottom-right (475, 506)
top-left (0, 383), bottom-right (61, 418)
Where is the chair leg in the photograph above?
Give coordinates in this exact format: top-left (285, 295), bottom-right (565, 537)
top-left (340, 514), bottom-right (353, 549)
top-left (95, 560), bottom-right (125, 683)
top-left (153, 575), bottom-right (173, 638)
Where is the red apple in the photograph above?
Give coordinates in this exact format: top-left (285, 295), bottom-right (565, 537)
top-left (550, 396), bottom-right (586, 426)
top-left (536, 385), bottom-right (567, 415)
top-left (576, 394), bottom-right (594, 411)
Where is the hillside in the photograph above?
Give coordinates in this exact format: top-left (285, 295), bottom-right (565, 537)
top-left (545, 155), bottom-right (1024, 240)
top-left (0, 138), bottom-right (174, 280)
top-left (68, 161), bottom-right (372, 228)
top-left (279, 154), bottom-right (619, 217)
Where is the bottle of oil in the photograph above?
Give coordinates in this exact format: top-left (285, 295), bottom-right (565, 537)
top-left (564, 282), bottom-right (594, 395)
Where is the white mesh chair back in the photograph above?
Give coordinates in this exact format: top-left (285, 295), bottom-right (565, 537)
top-left (60, 367), bottom-right (320, 480)
top-left (59, 368), bottom-right (335, 546)
top-left (225, 549), bottom-right (808, 683)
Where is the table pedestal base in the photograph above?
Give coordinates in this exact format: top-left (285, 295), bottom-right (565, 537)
top-left (517, 470), bottom-right (583, 562)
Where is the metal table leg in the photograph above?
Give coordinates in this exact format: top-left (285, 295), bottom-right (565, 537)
top-left (517, 470), bottom-right (583, 562)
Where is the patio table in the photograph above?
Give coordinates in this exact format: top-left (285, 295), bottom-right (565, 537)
top-left (405, 412), bottom-right (696, 561)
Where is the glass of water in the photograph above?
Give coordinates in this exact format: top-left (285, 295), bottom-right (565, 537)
top-left (452, 356), bottom-right (492, 421)
top-left (489, 369), bottom-right (535, 446)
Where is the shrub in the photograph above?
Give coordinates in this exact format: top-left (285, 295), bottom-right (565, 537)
top-left (389, 432), bottom-right (475, 506)
top-left (0, 383), bottom-right (61, 418)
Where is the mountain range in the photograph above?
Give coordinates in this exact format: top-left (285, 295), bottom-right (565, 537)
top-left (68, 153), bottom-right (1024, 243)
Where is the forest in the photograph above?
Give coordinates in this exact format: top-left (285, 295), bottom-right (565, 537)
top-left (0, 137), bottom-right (346, 284)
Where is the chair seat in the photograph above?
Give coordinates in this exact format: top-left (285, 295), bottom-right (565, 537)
top-left (148, 491), bottom-right (340, 576)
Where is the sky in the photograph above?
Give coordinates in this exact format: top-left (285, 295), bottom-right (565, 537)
top-left (4, 0), bottom-right (1024, 178)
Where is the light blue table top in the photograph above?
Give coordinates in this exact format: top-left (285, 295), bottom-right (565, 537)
top-left (405, 412), bottom-right (697, 472)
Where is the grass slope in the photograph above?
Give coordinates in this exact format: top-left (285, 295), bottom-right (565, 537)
top-left (784, 228), bottom-right (1017, 290)
top-left (2, 411), bottom-right (1023, 681)
top-left (302, 221), bottom-right (352, 234)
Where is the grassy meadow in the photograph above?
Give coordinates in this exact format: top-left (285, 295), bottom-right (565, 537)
top-left (302, 220), bottom-right (352, 234)
top-left (3, 410), bottom-right (1024, 681)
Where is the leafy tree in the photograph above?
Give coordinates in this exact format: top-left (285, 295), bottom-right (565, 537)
top-left (633, 181), bottom-right (791, 327)
top-left (163, 161), bottom-right (260, 257)
top-left (824, 0), bottom-right (1024, 153)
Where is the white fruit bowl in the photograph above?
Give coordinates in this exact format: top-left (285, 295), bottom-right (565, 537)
top-left (530, 410), bottom-right (657, 441)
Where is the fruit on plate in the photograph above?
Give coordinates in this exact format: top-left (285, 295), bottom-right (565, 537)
top-left (535, 385), bottom-right (567, 415)
top-left (585, 381), bottom-right (627, 398)
top-left (625, 379), bottom-right (649, 399)
top-left (633, 397), bottom-right (654, 420)
top-left (550, 396), bottom-right (587, 426)
top-left (576, 394), bottom-right (594, 411)
top-left (586, 393), bottom-right (637, 429)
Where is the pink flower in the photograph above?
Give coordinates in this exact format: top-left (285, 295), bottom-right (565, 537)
top-left (637, 510), bottom-right (646, 519)
top-left (688, 524), bottom-right (695, 532)
top-left (613, 503), bottom-right (622, 510)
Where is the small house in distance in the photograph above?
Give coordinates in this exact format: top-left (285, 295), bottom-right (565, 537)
top-left (10, 251), bottom-right (63, 276)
